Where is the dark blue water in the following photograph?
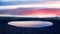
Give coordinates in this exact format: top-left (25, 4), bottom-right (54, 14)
top-left (0, 17), bottom-right (60, 34)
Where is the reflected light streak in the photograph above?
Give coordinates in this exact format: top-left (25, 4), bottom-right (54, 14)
top-left (8, 21), bottom-right (53, 28)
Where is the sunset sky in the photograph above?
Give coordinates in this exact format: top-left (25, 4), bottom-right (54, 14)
top-left (0, 8), bottom-right (60, 16)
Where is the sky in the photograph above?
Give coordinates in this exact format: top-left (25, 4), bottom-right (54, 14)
top-left (0, 0), bottom-right (60, 17)
top-left (0, 0), bottom-right (60, 5)
top-left (0, 8), bottom-right (60, 16)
